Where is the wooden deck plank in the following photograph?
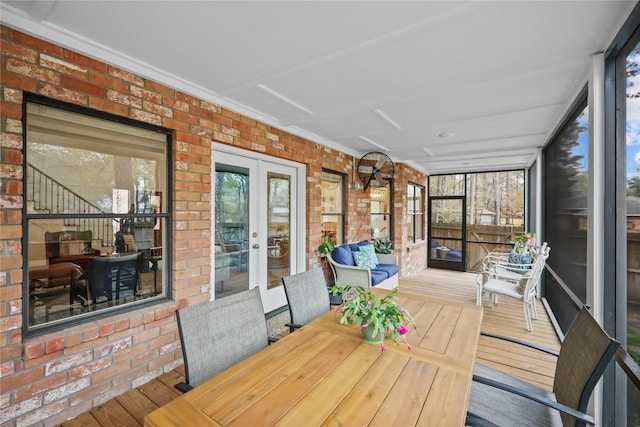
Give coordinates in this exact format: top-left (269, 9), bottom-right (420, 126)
top-left (114, 389), bottom-right (159, 425)
top-left (58, 412), bottom-right (101, 427)
top-left (59, 267), bottom-right (561, 426)
top-left (89, 399), bottom-right (141, 427)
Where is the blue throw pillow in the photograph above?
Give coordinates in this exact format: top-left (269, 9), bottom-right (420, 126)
top-left (353, 251), bottom-right (377, 269)
top-left (358, 244), bottom-right (378, 266)
top-left (332, 245), bottom-right (355, 266)
top-left (508, 250), bottom-right (533, 272)
top-left (347, 240), bottom-right (370, 252)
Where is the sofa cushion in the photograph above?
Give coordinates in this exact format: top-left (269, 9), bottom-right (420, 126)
top-left (332, 245), bottom-right (355, 266)
top-left (373, 263), bottom-right (399, 279)
top-left (446, 250), bottom-right (462, 261)
top-left (358, 244), bottom-right (378, 266)
top-left (353, 251), bottom-right (377, 269)
top-left (347, 240), bottom-right (370, 252)
top-left (370, 270), bottom-right (389, 287)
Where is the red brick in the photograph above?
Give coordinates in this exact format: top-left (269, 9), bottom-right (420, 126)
top-left (25, 341), bottom-right (45, 359)
top-left (61, 75), bottom-right (106, 98)
top-left (11, 30), bottom-right (64, 57)
top-left (88, 70), bottom-right (129, 92)
top-left (68, 357), bottom-right (111, 381)
top-left (1, 40), bottom-right (38, 63)
top-left (1, 366), bottom-right (44, 391)
top-left (14, 372), bottom-right (66, 402)
top-left (0, 100), bottom-right (25, 119)
top-left (64, 50), bottom-right (109, 73)
top-left (39, 84), bottom-right (87, 106)
top-left (45, 336), bottom-right (65, 354)
top-left (88, 97), bottom-right (129, 117)
top-left (5, 180), bottom-right (23, 195)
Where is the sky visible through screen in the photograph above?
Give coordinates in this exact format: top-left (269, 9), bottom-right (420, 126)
top-left (628, 43), bottom-right (640, 180)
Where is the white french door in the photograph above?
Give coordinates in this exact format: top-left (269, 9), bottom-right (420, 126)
top-left (212, 145), bottom-right (305, 312)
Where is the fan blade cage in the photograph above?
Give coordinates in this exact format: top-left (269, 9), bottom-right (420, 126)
top-left (357, 152), bottom-right (395, 190)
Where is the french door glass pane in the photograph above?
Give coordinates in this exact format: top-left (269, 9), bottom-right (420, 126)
top-left (215, 166), bottom-right (249, 297)
top-left (267, 172), bottom-right (290, 289)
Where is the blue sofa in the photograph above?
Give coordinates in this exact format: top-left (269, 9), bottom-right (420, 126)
top-left (326, 240), bottom-right (399, 290)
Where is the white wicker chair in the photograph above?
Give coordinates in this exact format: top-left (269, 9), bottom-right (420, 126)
top-left (476, 244), bottom-right (551, 331)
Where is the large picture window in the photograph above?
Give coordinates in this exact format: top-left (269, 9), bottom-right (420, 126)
top-left (24, 94), bottom-right (171, 333)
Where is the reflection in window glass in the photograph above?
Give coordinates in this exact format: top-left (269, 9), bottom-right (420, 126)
top-left (25, 97), bottom-right (169, 331)
top-left (371, 184), bottom-right (391, 241)
top-left (321, 170), bottom-right (345, 245)
top-left (267, 173), bottom-right (291, 289)
top-left (407, 183), bottom-right (424, 243)
top-left (215, 166), bottom-right (250, 297)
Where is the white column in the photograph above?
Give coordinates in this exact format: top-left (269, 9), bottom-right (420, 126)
top-left (588, 52), bottom-right (606, 427)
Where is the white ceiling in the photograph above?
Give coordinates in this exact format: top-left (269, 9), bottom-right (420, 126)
top-left (2, 1), bottom-right (637, 174)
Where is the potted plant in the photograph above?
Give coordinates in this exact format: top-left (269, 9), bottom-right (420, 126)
top-left (373, 237), bottom-right (392, 254)
top-left (330, 285), bottom-right (417, 352)
top-left (513, 232), bottom-right (536, 253)
top-left (318, 235), bottom-right (337, 294)
top-left (317, 235), bottom-right (335, 254)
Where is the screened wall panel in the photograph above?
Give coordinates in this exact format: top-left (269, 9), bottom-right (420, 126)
top-left (543, 100), bottom-right (589, 332)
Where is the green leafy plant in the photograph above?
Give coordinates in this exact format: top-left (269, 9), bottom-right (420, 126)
top-left (513, 232), bottom-right (536, 253)
top-left (373, 237), bottom-right (392, 254)
top-left (331, 285), bottom-right (417, 352)
top-left (317, 235), bottom-right (335, 254)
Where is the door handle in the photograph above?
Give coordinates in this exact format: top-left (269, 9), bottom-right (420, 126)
top-left (252, 244), bottom-right (260, 249)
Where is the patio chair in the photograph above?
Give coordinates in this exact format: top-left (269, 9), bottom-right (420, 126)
top-left (482, 241), bottom-right (549, 282)
top-left (174, 287), bottom-right (276, 392)
top-left (466, 306), bottom-right (620, 427)
top-left (476, 245), bottom-right (551, 331)
top-left (282, 268), bottom-right (331, 333)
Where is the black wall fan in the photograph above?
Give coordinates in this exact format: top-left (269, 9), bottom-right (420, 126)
top-left (357, 152), bottom-right (395, 190)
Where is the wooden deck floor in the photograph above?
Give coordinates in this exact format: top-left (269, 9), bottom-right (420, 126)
top-left (57, 268), bottom-right (561, 426)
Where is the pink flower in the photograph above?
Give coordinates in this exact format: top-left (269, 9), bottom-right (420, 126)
top-left (340, 306), bottom-right (346, 313)
top-left (367, 301), bottom-right (373, 307)
top-left (398, 324), bottom-right (408, 335)
top-left (360, 323), bottom-right (368, 328)
top-left (380, 342), bottom-right (385, 352)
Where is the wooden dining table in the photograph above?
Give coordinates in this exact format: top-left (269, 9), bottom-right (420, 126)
top-left (144, 289), bottom-right (483, 427)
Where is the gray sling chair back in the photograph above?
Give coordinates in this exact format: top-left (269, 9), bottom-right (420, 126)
top-left (282, 268), bottom-right (331, 333)
top-left (466, 306), bottom-right (620, 427)
top-left (174, 287), bottom-right (276, 393)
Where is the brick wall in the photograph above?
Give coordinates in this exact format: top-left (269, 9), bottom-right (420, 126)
top-left (0, 26), bottom-right (427, 425)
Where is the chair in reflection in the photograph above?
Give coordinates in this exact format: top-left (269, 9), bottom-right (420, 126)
top-left (214, 251), bottom-right (231, 293)
top-left (216, 230), bottom-right (248, 271)
top-left (466, 306), bottom-right (620, 427)
top-left (174, 287), bottom-right (276, 393)
top-left (70, 252), bottom-right (142, 308)
top-left (268, 239), bottom-right (289, 269)
top-left (282, 268), bottom-right (331, 333)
